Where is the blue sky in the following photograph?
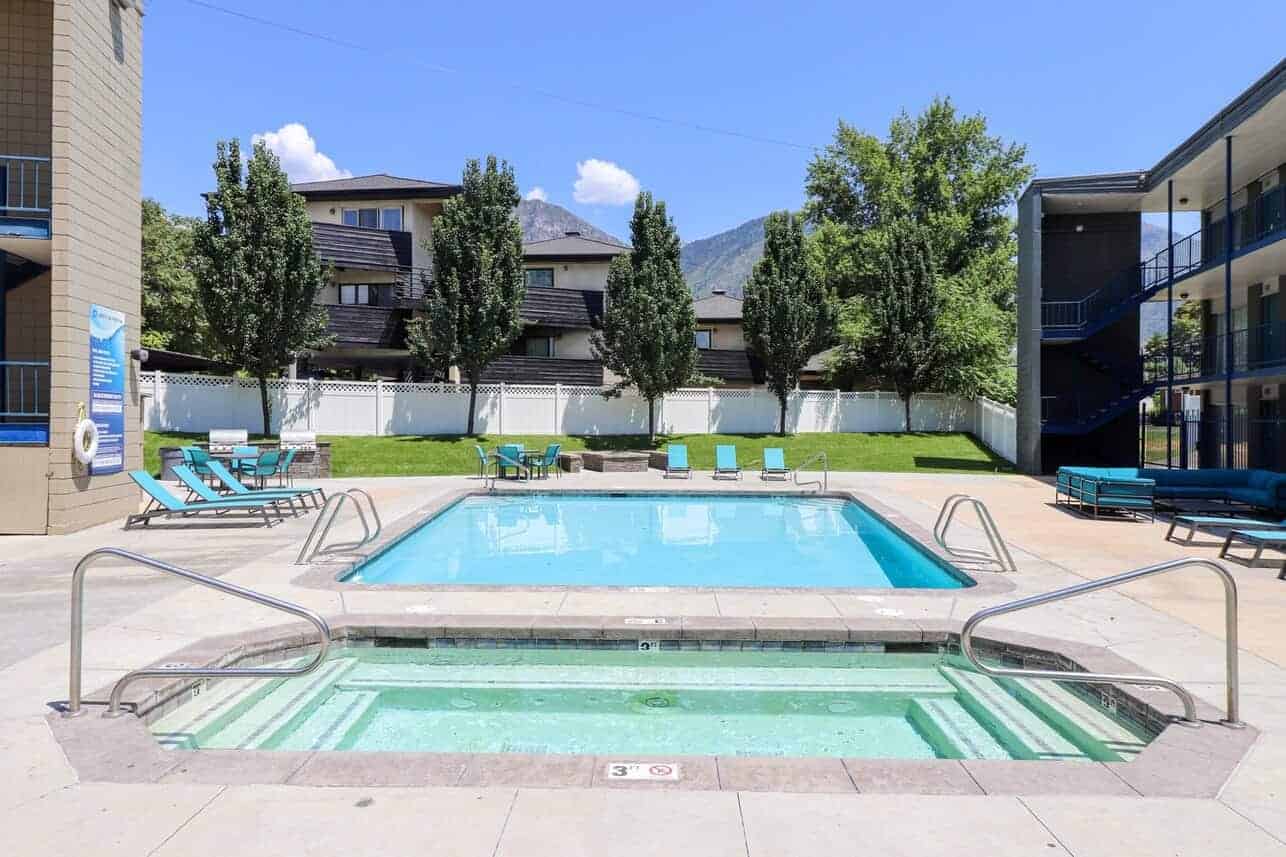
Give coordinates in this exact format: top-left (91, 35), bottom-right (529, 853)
top-left (145, 1), bottom-right (1284, 242)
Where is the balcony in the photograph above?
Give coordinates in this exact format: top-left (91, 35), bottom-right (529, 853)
top-left (1041, 183), bottom-right (1286, 341)
top-left (1148, 320), bottom-right (1286, 386)
top-left (323, 305), bottom-right (407, 350)
top-left (0, 156), bottom-right (52, 240)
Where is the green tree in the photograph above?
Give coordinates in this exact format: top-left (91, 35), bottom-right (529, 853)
top-left (742, 211), bottom-right (836, 435)
top-left (141, 198), bottom-right (209, 355)
top-left (406, 155), bottom-right (525, 436)
top-left (850, 219), bottom-right (946, 429)
top-left (805, 99), bottom-right (1030, 400)
top-left (192, 139), bottom-right (331, 434)
top-left (593, 192), bottom-right (697, 440)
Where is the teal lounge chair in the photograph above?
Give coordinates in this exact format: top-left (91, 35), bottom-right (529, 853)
top-left (1165, 513), bottom-right (1286, 545)
top-left (714, 445), bottom-right (741, 480)
top-left (205, 460), bottom-right (324, 507)
top-left (171, 465), bottom-right (307, 515)
top-left (664, 444), bottom-right (690, 479)
top-left (1220, 529), bottom-right (1286, 579)
top-left (126, 470), bottom-right (286, 529)
top-left (760, 448), bottom-right (788, 481)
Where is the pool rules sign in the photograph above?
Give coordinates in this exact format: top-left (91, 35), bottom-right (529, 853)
top-left (88, 304), bottom-right (126, 474)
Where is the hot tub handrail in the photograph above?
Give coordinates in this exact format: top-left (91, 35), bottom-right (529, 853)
top-left (66, 547), bottom-right (330, 718)
top-left (933, 494), bottom-right (1016, 573)
top-left (295, 488), bottom-right (381, 564)
top-left (791, 451), bottom-right (828, 492)
top-left (960, 557), bottom-right (1241, 727)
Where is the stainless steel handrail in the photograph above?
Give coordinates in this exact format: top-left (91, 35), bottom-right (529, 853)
top-left (933, 494), bottom-right (1017, 573)
top-left (295, 488), bottom-right (382, 564)
top-left (792, 451), bottom-right (828, 492)
top-left (66, 548), bottom-right (331, 717)
top-left (960, 557), bottom-right (1241, 727)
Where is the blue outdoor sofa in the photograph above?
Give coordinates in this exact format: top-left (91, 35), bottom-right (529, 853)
top-left (1056, 467), bottom-right (1286, 520)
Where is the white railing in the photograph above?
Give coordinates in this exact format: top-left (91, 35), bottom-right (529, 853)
top-left (141, 371), bottom-right (1014, 454)
top-left (974, 396), bottom-right (1016, 463)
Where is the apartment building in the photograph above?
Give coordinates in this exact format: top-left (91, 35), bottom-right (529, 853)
top-left (292, 174), bottom-right (628, 384)
top-left (1017, 59), bottom-right (1286, 474)
top-left (0, 0), bottom-right (144, 534)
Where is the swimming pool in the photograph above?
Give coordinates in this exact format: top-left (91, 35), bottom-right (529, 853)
top-left (152, 646), bottom-right (1150, 760)
top-left (343, 493), bottom-right (971, 588)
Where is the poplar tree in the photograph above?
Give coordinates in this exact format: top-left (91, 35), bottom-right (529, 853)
top-left (742, 211), bottom-right (835, 435)
top-left (593, 192), bottom-right (697, 441)
top-left (406, 156), bottom-right (525, 436)
top-left (193, 140), bottom-right (330, 435)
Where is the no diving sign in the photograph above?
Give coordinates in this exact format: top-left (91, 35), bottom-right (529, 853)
top-left (605, 762), bottom-right (681, 781)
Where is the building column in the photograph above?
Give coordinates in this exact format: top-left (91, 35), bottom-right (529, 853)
top-left (1166, 180), bottom-right (1175, 467)
top-left (1224, 135), bottom-right (1235, 469)
top-left (1015, 187), bottom-right (1042, 474)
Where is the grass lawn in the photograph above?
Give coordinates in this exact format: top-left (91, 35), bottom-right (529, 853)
top-left (145, 431), bottom-right (1012, 477)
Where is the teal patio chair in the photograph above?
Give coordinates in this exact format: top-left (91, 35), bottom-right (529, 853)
top-left (760, 448), bottom-right (788, 481)
top-left (126, 470), bottom-right (285, 529)
top-left (664, 444), bottom-right (691, 479)
top-left (231, 445), bottom-right (260, 475)
top-left (276, 448), bottom-right (298, 487)
top-left (714, 445), bottom-right (741, 480)
top-left (533, 443), bottom-right (562, 479)
top-left (239, 449), bottom-right (282, 489)
top-left (474, 445), bottom-right (494, 479)
top-left (495, 444), bottom-right (528, 480)
top-left (179, 446), bottom-right (216, 483)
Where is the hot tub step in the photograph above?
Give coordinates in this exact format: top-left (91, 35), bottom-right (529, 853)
top-left (940, 666), bottom-right (1084, 761)
top-left (1001, 677), bottom-right (1148, 761)
top-left (908, 697), bottom-right (1010, 759)
top-left (199, 658), bottom-right (358, 750)
top-left (274, 690), bottom-right (380, 751)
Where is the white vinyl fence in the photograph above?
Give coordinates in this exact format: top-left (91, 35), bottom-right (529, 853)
top-left (141, 372), bottom-right (1017, 462)
top-left (973, 396), bottom-right (1017, 463)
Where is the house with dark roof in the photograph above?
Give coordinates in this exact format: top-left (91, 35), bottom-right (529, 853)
top-left (692, 290), bottom-right (758, 386)
top-left (292, 174), bottom-right (629, 383)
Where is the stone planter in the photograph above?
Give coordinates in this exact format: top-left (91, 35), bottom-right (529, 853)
top-left (580, 451), bottom-right (651, 473)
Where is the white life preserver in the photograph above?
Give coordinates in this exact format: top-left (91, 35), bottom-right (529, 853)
top-left (73, 418), bottom-right (99, 465)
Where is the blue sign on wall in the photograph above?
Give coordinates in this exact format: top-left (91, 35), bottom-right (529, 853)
top-left (89, 304), bottom-right (126, 474)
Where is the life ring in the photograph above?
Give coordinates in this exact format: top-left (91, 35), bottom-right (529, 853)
top-left (73, 418), bottom-right (99, 465)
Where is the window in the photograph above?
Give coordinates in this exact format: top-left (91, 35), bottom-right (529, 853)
top-left (694, 329), bottom-right (712, 350)
top-left (525, 268), bottom-right (555, 289)
top-left (341, 207), bottom-right (403, 230)
top-left (525, 337), bottom-right (554, 358)
top-left (338, 284), bottom-right (377, 306)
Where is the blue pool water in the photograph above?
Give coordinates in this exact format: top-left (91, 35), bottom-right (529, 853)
top-left (344, 493), bottom-right (971, 589)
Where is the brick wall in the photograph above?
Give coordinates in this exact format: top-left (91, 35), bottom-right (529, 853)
top-left (45, 0), bottom-right (143, 533)
top-left (0, 0), bottom-right (53, 159)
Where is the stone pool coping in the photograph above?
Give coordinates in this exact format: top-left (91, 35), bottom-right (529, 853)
top-left (291, 486), bottom-right (1015, 597)
top-left (46, 617), bottom-right (1257, 798)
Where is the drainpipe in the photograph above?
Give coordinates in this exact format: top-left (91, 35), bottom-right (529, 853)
top-left (1224, 136), bottom-right (1235, 468)
top-left (1167, 180), bottom-right (1174, 468)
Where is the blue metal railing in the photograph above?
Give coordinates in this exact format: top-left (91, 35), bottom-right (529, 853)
top-left (0, 360), bottom-right (49, 418)
top-left (1042, 184), bottom-right (1286, 337)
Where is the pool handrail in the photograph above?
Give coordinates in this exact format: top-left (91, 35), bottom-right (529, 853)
top-left (791, 451), bottom-right (828, 492)
top-left (66, 547), bottom-right (330, 717)
top-left (960, 557), bottom-right (1241, 727)
top-left (933, 494), bottom-right (1016, 573)
top-left (295, 488), bottom-right (382, 564)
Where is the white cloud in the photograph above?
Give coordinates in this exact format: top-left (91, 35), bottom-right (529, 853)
top-left (524, 186), bottom-right (548, 202)
top-left (572, 159), bottom-right (640, 206)
top-left (251, 123), bottom-right (351, 183)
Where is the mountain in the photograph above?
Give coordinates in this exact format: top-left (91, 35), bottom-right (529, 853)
top-left (680, 215), bottom-right (767, 299)
top-left (516, 199), bottom-right (623, 245)
top-left (1139, 223), bottom-right (1186, 344)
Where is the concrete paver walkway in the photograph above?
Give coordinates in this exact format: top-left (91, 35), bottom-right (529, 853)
top-left (2, 470), bottom-right (1285, 855)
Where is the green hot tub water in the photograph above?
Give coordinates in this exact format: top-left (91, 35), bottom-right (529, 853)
top-left (152, 647), bottom-right (1151, 761)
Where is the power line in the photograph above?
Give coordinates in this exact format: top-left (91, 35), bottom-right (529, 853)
top-left (181, 0), bottom-right (822, 153)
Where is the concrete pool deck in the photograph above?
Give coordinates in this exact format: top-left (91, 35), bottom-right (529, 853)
top-left (3, 470), bottom-right (1286, 855)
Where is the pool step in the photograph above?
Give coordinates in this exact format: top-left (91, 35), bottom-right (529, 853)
top-left (337, 663), bottom-right (958, 695)
top-left (908, 697), bottom-right (1010, 759)
top-left (198, 658), bottom-right (358, 750)
top-left (1000, 677), bottom-right (1148, 762)
top-left (273, 690), bottom-right (380, 751)
top-left (939, 666), bottom-right (1086, 761)
top-left (151, 675), bottom-right (277, 749)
